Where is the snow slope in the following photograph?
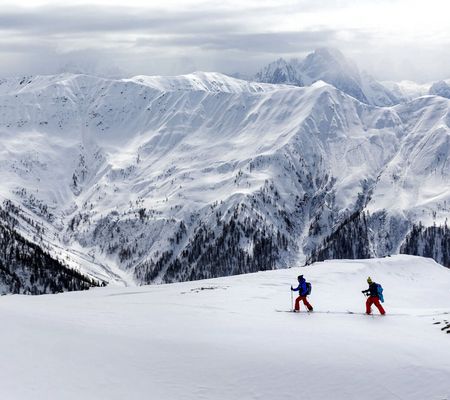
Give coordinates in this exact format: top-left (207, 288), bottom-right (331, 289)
top-left (0, 70), bottom-right (449, 287)
top-left (0, 255), bottom-right (449, 400)
top-left (368, 95), bottom-right (450, 219)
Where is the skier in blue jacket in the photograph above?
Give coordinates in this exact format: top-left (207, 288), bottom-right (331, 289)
top-left (291, 275), bottom-right (313, 312)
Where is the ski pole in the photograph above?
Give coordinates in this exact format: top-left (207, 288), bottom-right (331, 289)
top-left (290, 288), bottom-right (293, 311)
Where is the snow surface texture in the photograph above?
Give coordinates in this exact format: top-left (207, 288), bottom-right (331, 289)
top-left (0, 255), bottom-right (449, 400)
top-left (0, 61), bottom-right (449, 286)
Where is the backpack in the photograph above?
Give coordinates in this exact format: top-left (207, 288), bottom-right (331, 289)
top-left (376, 283), bottom-right (384, 303)
top-left (305, 282), bottom-right (312, 296)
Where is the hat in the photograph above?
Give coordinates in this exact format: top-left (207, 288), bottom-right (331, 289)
top-left (367, 277), bottom-right (373, 284)
top-left (297, 275), bottom-right (304, 280)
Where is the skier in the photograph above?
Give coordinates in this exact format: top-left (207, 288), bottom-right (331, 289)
top-left (362, 277), bottom-right (386, 315)
top-left (291, 275), bottom-right (313, 312)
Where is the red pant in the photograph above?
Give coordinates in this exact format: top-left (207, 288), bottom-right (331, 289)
top-left (295, 296), bottom-right (313, 311)
top-left (366, 296), bottom-right (385, 315)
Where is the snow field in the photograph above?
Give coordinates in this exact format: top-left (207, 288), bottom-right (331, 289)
top-left (0, 255), bottom-right (449, 400)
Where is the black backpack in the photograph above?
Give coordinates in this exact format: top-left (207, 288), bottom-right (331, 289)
top-left (305, 282), bottom-right (312, 296)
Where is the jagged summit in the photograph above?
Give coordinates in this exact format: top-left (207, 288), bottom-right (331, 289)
top-left (301, 47), bottom-right (367, 102)
top-left (301, 47), bottom-right (360, 82)
top-left (254, 57), bottom-right (303, 86)
top-left (429, 80), bottom-right (450, 99)
top-left (254, 47), bottom-right (399, 107)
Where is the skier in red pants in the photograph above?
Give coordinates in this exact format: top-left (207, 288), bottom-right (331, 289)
top-left (362, 277), bottom-right (385, 315)
top-left (291, 275), bottom-right (313, 312)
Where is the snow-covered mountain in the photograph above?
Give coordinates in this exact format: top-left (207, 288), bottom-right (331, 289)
top-left (429, 80), bottom-right (450, 99)
top-left (383, 79), bottom-right (450, 102)
top-left (382, 80), bottom-right (431, 102)
top-left (255, 58), bottom-right (304, 86)
top-left (0, 201), bottom-right (100, 294)
top-left (1, 255), bottom-right (449, 399)
top-left (255, 48), bottom-right (399, 107)
top-left (0, 68), bottom-right (449, 291)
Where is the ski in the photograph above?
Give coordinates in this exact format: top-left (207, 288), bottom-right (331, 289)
top-left (275, 309), bottom-right (391, 316)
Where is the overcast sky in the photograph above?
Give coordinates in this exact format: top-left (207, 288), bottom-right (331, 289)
top-left (0, 0), bottom-right (449, 82)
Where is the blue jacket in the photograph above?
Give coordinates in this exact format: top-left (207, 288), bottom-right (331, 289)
top-left (292, 279), bottom-right (308, 296)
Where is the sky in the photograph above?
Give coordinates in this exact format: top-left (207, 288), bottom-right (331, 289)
top-left (0, 0), bottom-right (449, 82)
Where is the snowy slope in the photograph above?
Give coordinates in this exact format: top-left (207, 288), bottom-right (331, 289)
top-left (1, 72), bottom-right (287, 285)
top-left (0, 255), bottom-right (449, 400)
top-left (0, 208), bottom-right (99, 295)
top-left (368, 95), bottom-right (450, 222)
top-left (0, 70), bottom-right (449, 288)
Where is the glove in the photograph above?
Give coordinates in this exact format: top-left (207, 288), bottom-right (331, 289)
top-left (290, 286), bottom-right (293, 291)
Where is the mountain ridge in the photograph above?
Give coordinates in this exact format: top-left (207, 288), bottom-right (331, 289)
top-left (0, 67), bottom-right (449, 292)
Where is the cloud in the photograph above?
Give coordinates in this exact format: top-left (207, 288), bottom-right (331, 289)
top-left (134, 30), bottom-right (342, 54)
top-left (0, 1), bottom-right (448, 81)
top-left (0, 5), bottom-right (241, 35)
